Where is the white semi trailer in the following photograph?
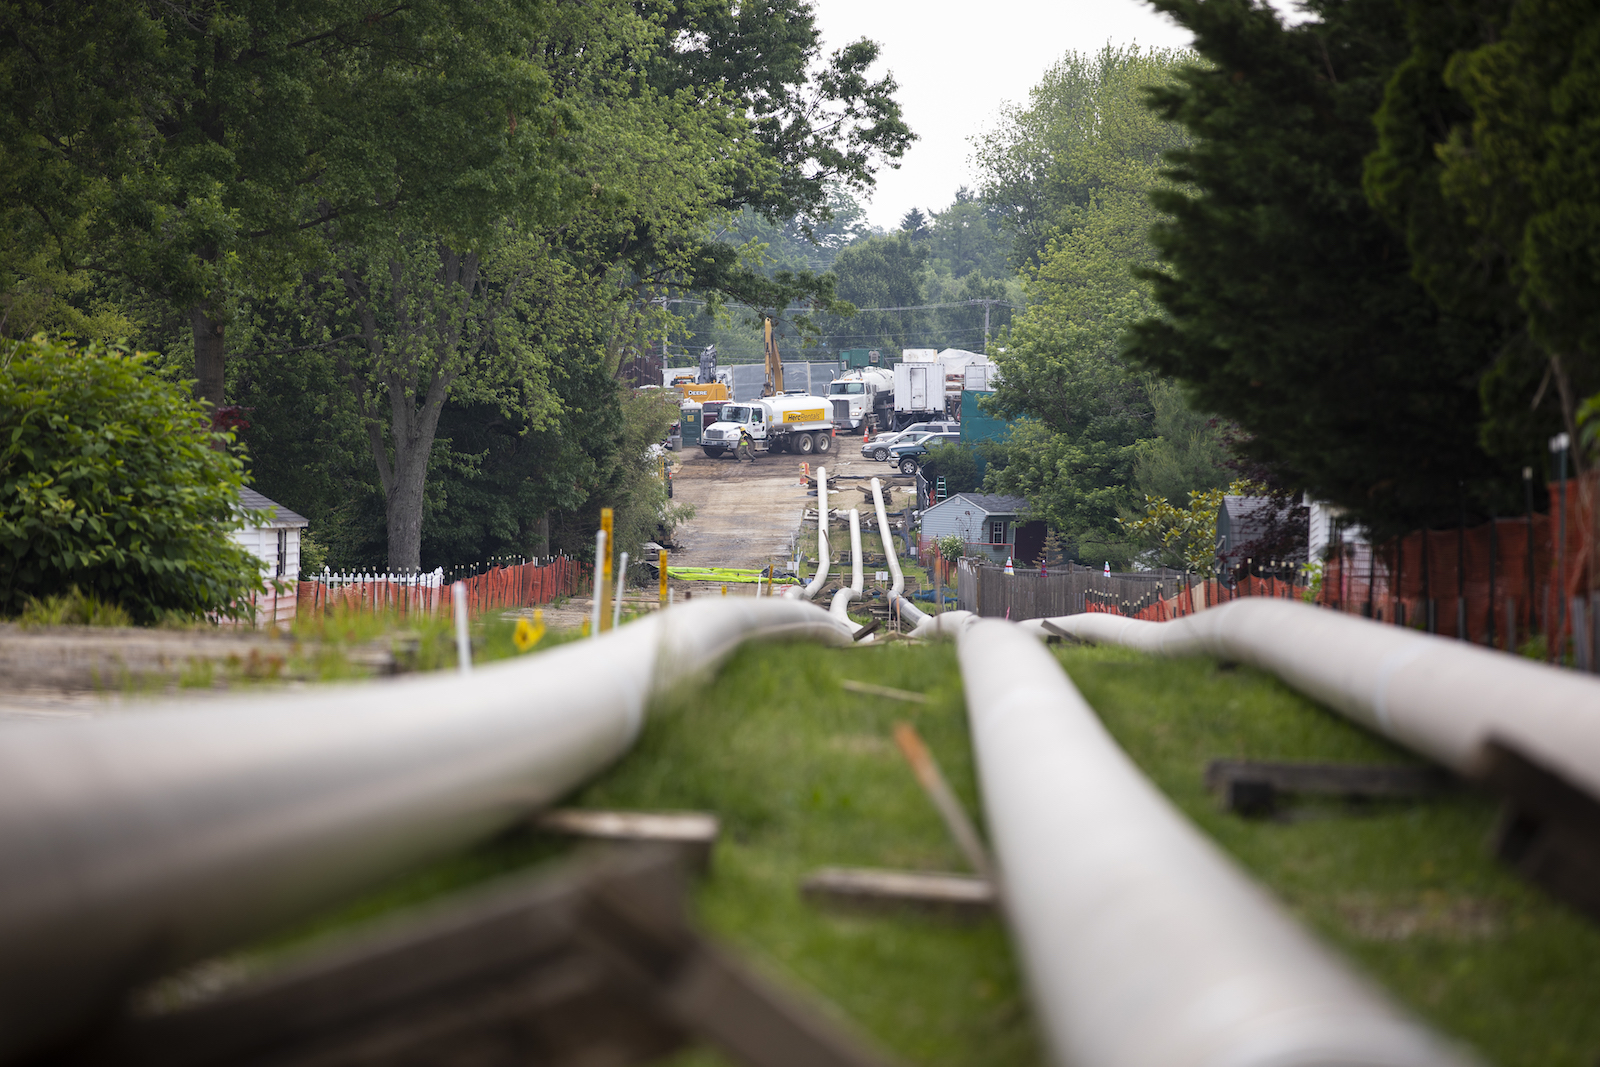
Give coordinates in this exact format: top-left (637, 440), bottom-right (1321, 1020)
top-left (700, 394), bottom-right (837, 457)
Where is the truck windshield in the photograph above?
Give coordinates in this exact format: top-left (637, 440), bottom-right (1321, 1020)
top-left (723, 406), bottom-right (751, 423)
top-left (829, 382), bottom-right (864, 395)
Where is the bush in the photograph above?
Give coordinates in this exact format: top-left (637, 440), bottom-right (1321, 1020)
top-left (0, 336), bottom-right (266, 622)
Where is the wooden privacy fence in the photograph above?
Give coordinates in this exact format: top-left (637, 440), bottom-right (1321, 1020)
top-left (296, 557), bottom-right (589, 620)
top-left (957, 561), bottom-right (1213, 620)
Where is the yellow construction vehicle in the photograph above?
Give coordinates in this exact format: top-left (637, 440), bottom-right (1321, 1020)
top-left (761, 317), bottom-right (784, 396)
top-left (679, 380), bottom-right (729, 403)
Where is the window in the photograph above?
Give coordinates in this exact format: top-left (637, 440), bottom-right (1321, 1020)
top-left (276, 529), bottom-right (288, 577)
top-left (990, 519), bottom-right (1006, 545)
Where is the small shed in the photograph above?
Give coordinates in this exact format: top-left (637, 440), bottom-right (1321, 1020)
top-left (920, 493), bottom-right (1044, 564)
top-left (234, 487), bottom-right (310, 626)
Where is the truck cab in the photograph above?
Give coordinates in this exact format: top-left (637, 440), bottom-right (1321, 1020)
top-left (826, 369), bottom-right (893, 433)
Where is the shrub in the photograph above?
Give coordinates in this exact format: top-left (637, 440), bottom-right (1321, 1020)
top-left (0, 335), bottom-right (265, 622)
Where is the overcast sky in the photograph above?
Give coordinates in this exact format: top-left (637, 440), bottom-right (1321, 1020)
top-left (809, 0), bottom-right (1195, 230)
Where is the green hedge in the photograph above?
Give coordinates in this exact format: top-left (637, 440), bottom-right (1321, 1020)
top-left (0, 336), bottom-right (265, 622)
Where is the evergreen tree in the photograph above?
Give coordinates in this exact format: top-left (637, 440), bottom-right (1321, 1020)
top-left (1126, 0), bottom-right (1522, 537)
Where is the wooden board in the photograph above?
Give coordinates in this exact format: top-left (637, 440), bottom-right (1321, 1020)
top-left (532, 809), bottom-right (718, 872)
top-left (1205, 759), bottom-right (1450, 816)
top-left (800, 867), bottom-right (995, 919)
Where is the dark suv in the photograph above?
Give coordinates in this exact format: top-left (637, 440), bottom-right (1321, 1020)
top-left (889, 431), bottom-right (961, 474)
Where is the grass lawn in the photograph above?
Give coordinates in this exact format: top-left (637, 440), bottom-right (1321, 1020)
top-left (243, 628), bottom-right (1600, 1067)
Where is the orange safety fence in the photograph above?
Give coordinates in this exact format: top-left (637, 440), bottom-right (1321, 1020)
top-left (1322, 476), bottom-right (1597, 656)
top-left (295, 557), bottom-right (590, 621)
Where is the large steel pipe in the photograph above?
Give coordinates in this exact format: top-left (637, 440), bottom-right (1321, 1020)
top-left (957, 620), bottom-right (1473, 1067)
top-left (0, 598), bottom-right (852, 1061)
top-left (870, 478), bottom-right (926, 626)
top-left (790, 466), bottom-right (831, 600)
top-left (830, 509), bottom-right (865, 620)
top-left (1031, 598), bottom-right (1600, 800)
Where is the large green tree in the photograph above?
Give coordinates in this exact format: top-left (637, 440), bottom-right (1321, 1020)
top-left (979, 46), bottom-right (1195, 564)
top-left (1126, 0), bottom-right (1523, 537)
top-left (1, 0), bottom-right (571, 407)
top-left (1365, 0), bottom-right (1600, 471)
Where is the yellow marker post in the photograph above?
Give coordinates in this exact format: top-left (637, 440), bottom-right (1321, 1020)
top-left (599, 507), bottom-right (614, 632)
top-left (658, 549), bottom-right (669, 604)
top-left (721, 583), bottom-right (727, 597)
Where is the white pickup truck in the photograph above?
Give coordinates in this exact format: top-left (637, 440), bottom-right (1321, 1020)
top-left (701, 394), bottom-right (836, 457)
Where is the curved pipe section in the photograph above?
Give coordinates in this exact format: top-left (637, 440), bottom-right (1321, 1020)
top-left (791, 465), bottom-right (831, 600)
top-left (829, 508), bottom-right (864, 620)
top-left (957, 620), bottom-right (1473, 1067)
top-left (1035, 598), bottom-right (1600, 801)
top-left (0, 599), bottom-right (854, 1061)
top-left (870, 477), bottom-right (927, 626)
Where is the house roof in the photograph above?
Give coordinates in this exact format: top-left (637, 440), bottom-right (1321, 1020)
top-left (925, 492), bottom-right (1030, 518)
top-left (239, 487), bottom-right (309, 528)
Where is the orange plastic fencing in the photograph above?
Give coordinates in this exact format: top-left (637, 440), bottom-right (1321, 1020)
top-left (1322, 477), bottom-right (1596, 655)
top-left (296, 558), bottom-right (589, 621)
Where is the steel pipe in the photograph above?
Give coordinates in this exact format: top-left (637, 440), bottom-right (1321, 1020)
top-left (0, 598), bottom-right (854, 1061)
top-left (870, 478), bottom-right (927, 626)
top-left (1031, 598), bottom-right (1600, 800)
top-left (790, 466), bottom-right (831, 600)
top-left (830, 508), bottom-right (865, 620)
top-left (957, 619), bottom-right (1473, 1067)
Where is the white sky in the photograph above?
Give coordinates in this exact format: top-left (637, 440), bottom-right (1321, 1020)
top-left (810, 0), bottom-right (1196, 230)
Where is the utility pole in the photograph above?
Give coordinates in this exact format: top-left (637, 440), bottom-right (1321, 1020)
top-left (984, 302), bottom-right (991, 354)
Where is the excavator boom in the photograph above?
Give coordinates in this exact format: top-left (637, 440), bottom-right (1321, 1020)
top-left (762, 317), bottom-right (784, 396)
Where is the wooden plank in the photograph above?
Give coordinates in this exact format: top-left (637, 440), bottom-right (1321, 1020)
top-left (64, 850), bottom-right (900, 1067)
top-left (800, 868), bottom-right (995, 918)
top-left (837, 680), bottom-right (929, 704)
top-left (1472, 737), bottom-right (1600, 922)
top-left (532, 810), bottom-right (718, 872)
top-left (1205, 759), bottom-right (1450, 817)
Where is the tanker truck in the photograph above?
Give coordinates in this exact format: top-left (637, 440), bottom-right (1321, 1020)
top-left (700, 394), bottom-right (836, 458)
top-left (825, 368), bottom-right (894, 433)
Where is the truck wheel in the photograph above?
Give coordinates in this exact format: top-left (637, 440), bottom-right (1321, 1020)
top-left (814, 432), bottom-right (832, 454)
top-left (702, 446), bottom-right (725, 459)
top-left (795, 433), bottom-right (816, 455)
top-left (872, 447), bottom-right (889, 462)
top-left (899, 457), bottom-right (919, 475)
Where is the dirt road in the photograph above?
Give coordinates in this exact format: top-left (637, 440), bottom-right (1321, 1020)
top-left (668, 442), bottom-right (899, 578)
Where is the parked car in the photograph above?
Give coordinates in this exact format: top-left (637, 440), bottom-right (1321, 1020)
top-left (860, 421), bottom-right (959, 462)
top-left (890, 431), bottom-right (962, 474)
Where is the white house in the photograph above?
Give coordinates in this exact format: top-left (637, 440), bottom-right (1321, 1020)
top-left (233, 487), bottom-right (309, 626)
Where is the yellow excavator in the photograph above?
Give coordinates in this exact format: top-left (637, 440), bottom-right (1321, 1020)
top-left (760, 317), bottom-right (784, 396)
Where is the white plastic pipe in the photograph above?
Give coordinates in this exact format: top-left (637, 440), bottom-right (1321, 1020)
top-left (452, 580), bottom-right (470, 674)
top-left (613, 550), bottom-right (629, 628)
top-left (956, 619), bottom-right (1474, 1067)
top-left (870, 477), bottom-right (927, 626)
top-left (792, 465), bottom-right (831, 600)
top-left (1033, 598), bottom-right (1600, 800)
top-left (0, 598), bottom-right (855, 1061)
top-left (590, 528), bottom-right (606, 638)
top-left (830, 508), bottom-right (864, 620)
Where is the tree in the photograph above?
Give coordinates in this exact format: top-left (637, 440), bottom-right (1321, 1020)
top-left (817, 233), bottom-right (930, 352)
top-left (899, 207), bottom-right (931, 239)
top-left (1, 0), bottom-right (571, 408)
top-left (1365, 0), bottom-right (1600, 470)
top-left (0, 336), bottom-right (262, 620)
top-left (926, 188), bottom-right (1011, 279)
top-left (974, 45), bottom-right (1193, 268)
top-left (1126, 0), bottom-right (1523, 538)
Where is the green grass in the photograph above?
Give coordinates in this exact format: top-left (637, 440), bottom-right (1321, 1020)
top-left (209, 631), bottom-right (1600, 1067)
top-left (1054, 643), bottom-right (1600, 1067)
top-left (572, 640), bottom-right (1039, 1067)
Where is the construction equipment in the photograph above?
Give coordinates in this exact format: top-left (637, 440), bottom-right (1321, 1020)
top-left (761, 318), bottom-right (784, 397)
